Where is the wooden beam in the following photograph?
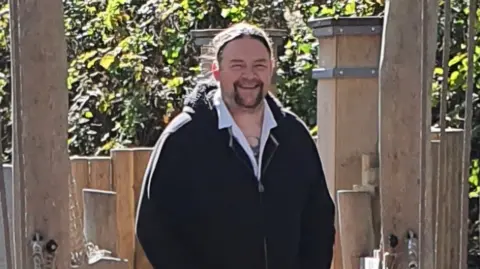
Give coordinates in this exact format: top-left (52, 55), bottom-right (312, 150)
top-left (9, 0), bottom-right (70, 267)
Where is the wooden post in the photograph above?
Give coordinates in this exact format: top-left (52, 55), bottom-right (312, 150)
top-left (9, 0), bottom-right (70, 267)
top-left (83, 189), bottom-right (118, 255)
top-left (337, 190), bottom-right (375, 269)
top-left (190, 28), bottom-right (287, 94)
top-left (307, 17), bottom-right (383, 269)
top-left (378, 0), bottom-right (437, 266)
top-left (431, 128), bottom-right (464, 269)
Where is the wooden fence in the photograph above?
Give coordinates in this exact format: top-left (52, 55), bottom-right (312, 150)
top-left (2, 133), bottom-right (467, 269)
top-left (70, 148), bottom-right (154, 269)
top-left (2, 148), bottom-right (155, 269)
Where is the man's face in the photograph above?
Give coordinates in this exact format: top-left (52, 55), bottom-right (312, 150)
top-left (216, 37), bottom-right (274, 111)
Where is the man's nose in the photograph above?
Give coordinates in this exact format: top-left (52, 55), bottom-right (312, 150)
top-left (242, 68), bottom-right (257, 79)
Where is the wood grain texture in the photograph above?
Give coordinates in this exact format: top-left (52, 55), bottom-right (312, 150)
top-left (10, 0), bottom-right (70, 267)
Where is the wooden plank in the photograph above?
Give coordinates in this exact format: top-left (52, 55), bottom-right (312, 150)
top-left (0, 164), bottom-right (13, 269)
top-left (337, 190), bottom-right (374, 269)
top-left (431, 129), bottom-right (463, 269)
top-left (0, 145), bottom-right (12, 269)
top-left (446, 131), bottom-right (462, 269)
top-left (132, 149), bottom-right (154, 269)
top-left (430, 140), bottom-right (440, 269)
top-left (111, 149), bottom-right (135, 269)
top-left (360, 154), bottom-right (380, 246)
top-left (378, 1), bottom-right (423, 267)
top-left (89, 157), bottom-right (112, 191)
top-left (70, 157), bottom-right (89, 252)
top-left (9, 0), bottom-right (70, 267)
top-left (419, 0), bottom-right (439, 266)
top-left (83, 189), bottom-right (118, 255)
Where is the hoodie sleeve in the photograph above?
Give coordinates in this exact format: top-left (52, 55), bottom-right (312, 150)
top-left (300, 135), bottom-right (336, 269)
top-left (135, 113), bottom-right (197, 269)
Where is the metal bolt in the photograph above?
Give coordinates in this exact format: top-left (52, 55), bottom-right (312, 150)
top-left (45, 239), bottom-right (58, 253)
top-left (388, 234), bottom-right (399, 248)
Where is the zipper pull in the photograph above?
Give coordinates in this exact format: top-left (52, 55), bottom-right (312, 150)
top-left (258, 182), bottom-right (265, 193)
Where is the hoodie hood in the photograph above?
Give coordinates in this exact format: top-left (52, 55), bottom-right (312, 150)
top-left (182, 78), bottom-right (286, 122)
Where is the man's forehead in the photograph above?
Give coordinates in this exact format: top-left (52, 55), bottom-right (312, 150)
top-left (221, 38), bottom-right (270, 60)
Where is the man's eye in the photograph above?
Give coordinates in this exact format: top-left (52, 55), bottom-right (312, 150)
top-left (255, 65), bottom-right (267, 69)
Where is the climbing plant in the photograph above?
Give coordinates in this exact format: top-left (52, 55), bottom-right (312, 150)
top-left (0, 0), bottom-right (480, 265)
top-left (0, 0), bottom-right (384, 159)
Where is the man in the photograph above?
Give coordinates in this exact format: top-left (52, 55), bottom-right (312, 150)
top-left (136, 23), bottom-right (335, 269)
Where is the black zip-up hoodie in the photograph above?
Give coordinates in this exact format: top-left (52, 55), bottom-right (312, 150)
top-left (135, 80), bottom-right (335, 269)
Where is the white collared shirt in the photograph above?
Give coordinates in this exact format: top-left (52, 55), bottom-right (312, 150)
top-left (213, 89), bottom-right (277, 180)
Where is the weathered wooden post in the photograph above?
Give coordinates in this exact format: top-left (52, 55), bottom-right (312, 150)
top-left (307, 17), bottom-right (383, 269)
top-left (377, 0), bottom-right (438, 266)
top-left (190, 28), bottom-right (287, 94)
top-left (9, 0), bottom-right (70, 268)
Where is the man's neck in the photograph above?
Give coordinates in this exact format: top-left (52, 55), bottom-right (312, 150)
top-left (228, 102), bottom-right (265, 130)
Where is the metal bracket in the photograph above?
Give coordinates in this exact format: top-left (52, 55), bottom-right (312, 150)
top-left (312, 67), bottom-right (378, 80)
top-left (313, 25), bottom-right (382, 37)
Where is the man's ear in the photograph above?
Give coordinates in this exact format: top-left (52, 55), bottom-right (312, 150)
top-left (270, 58), bottom-right (277, 76)
top-left (270, 58), bottom-right (276, 70)
top-left (211, 61), bottom-right (220, 81)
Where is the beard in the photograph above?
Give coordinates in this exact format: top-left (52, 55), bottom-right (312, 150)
top-left (233, 79), bottom-right (265, 109)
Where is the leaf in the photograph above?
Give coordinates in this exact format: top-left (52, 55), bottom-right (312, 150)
top-left (84, 111), bottom-right (94, 118)
top-left (221, 8), bottom-right (230, 18)
top-left (100, 53), bottom-right (116, 70)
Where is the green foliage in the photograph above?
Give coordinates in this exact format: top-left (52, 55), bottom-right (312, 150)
top-left (0, 0), bottom-right (480, 262)
top-left (0, 0), bottom-right (383, 159)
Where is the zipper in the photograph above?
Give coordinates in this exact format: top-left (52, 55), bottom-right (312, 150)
top-left (258, 135), bottom-right (278, 269)
top-left (258, 181), bottom-right (269, 269)
top-left (228, 129), bottom-right (278, 269)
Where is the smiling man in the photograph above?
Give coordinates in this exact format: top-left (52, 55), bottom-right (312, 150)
top-left (135, 23), bottom-right (335, 269)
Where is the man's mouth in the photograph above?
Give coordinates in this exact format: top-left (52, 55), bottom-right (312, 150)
top-left (237, 84), bottom-right (260, 90)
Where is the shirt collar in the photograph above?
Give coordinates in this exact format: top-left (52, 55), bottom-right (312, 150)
top-left (213, 89), bottom-right (277, 131)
